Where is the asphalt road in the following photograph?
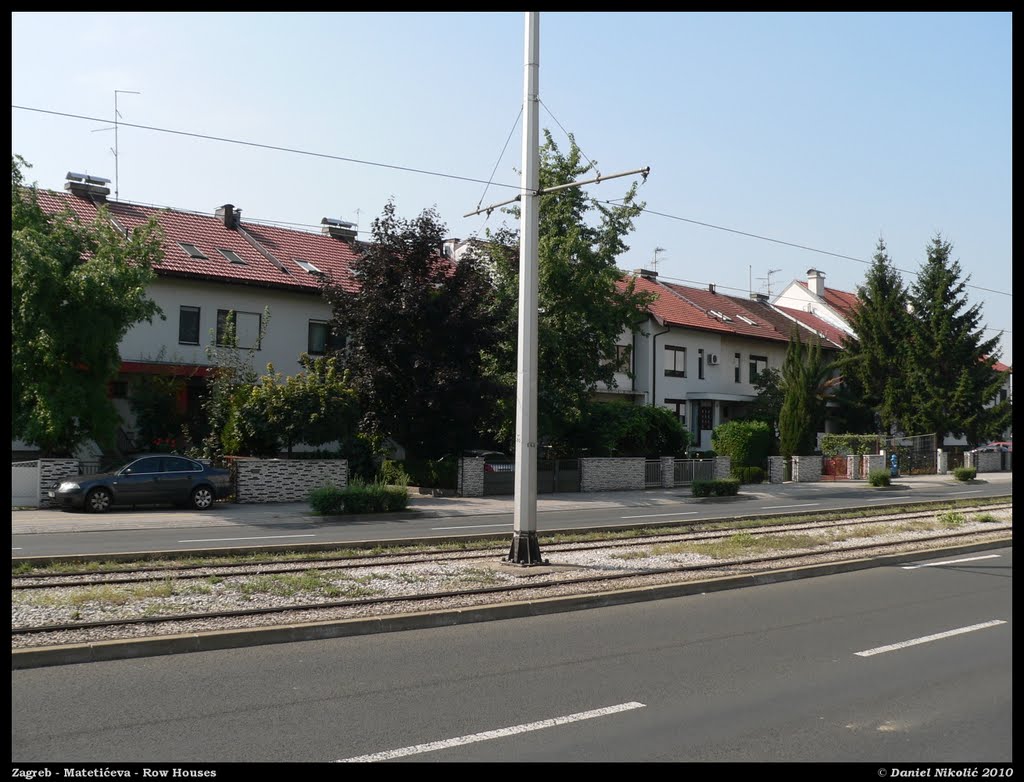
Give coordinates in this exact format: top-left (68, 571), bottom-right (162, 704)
top-left (10, 474), bottom-right (1013, 558)
top-left (11, 546), bottom-right (1011, 762)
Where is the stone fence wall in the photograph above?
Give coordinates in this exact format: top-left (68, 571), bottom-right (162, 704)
top-left (580, 457), bottom-right (645, 492)
top-left (791, 455), bottom-right (822, 483)
top-left (457, 458), bottom-right (485, 497)
top-left (965, 451), bottom-right (1003, 473)
top-left (38, 459), bottom-right (80, 508)
top-left (232, 458), bottom-right (348, 503)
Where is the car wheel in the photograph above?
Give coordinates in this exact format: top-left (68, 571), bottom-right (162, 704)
top-left (190, 486), bottom-right (215, 510)
top-left (86, 487), bottom-right (112, 513)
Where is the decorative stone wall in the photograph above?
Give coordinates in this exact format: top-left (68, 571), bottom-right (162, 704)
top-left (660, 456), bottom-right (675, 488)
top-left (768, 456), bottom-right (785, 484)
top-left (847, 455), bottom-right (861, 480)
top-left (936, 450), bottom-right (948, 475)
top-left (233, 458), bottom-right (348, 503)
top-left (966, 451), bottom-right (1002, 473)
top-left (38, 459), bottom-right (80, 508)
top-left (791, 455), bottom-right (822, 483)
top-left (580, 458), bottom-right (645, 492)
top-left (863, 454), bottom-right (885, 476)
top-left (712, 456), bottom-right (731, 480)
top-left (458, 458), bottom-right (485, 497)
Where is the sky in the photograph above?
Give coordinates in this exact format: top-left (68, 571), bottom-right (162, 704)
top-left (11, 12), bottom-right (1013, 365)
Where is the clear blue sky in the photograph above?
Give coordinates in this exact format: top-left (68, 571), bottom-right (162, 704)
top-left (12, 12), bottom-right (1012, 365)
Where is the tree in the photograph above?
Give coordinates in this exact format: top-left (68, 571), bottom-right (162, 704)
top-left (322, 202), bottom-right (503, 460)
top-left (563, 401), bottom-right (689, 457)
top-left (838, 238), bottom-right (913, 433)
top-left (779, 327), bottom-right (831, 457)
top-left (747, 366), bottom-right (783, 440)
top-left (478, 131), bottom-right (655, 448)
top-left (11, 156), bottom-right (163, 456)
top-left (903, 234), bottom-right (1011, 444)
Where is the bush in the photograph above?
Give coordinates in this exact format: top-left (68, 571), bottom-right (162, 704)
top-left (711, 420), bottom-right (772, 468)
top-left (403, 458), bottom-right (458, 490)
top-left (953, 466), bottom-right (977, 482)
top-left (868, 469), bottom-right (891, 487)
top-left (564, 402), bottom-right (690, 457)
top-left (308, 478), bottom-right (408, 515)
top-left (377, 459), bottom-right (410, 487)
top-left (732, 465), bottom-right (765, 484)
top-left (691, 478), bottom-right (740, 497)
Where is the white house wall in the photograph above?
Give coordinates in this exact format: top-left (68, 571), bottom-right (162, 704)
top-left (773, 282), bottom-right (855, 336)
top-left (120, 277), bottom-right (334, 376)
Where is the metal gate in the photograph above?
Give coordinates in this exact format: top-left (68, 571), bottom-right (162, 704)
top-left (12, 460), bottom-right (40, 507)
top-left (821, 456), bottom-right (848, 481)
top-left (482, 459), bottom-right (581, 496)
top-left (673, 459), bottom-right (714, 485)
top-left (885, 434), bottom-right (937, 475)
top-left (644, 459), bottom-right (662, 488)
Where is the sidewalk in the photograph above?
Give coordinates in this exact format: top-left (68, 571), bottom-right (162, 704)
top-left (11, 472), bottom-right (1011, 535)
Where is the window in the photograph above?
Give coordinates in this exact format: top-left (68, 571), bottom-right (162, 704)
top-left (164, 457), bottom-right (202, 473)
top-left (749, 355), bottom-right (768, 383)
top-left (665, 399), bottom-right (687, 427)
top-left (179, 306), bottom-right (200, 345)
top-left (295, 258), bottom-right (323, 275)
top-left (1000, 389), bottom-right (1009, 403)
top-left (699, 405), bottom-right (713, 431)
top-left (736, 315), bottom-right (758, 326)
top-left (698, 349), bottom-right (705, 380)
top-left (217, 248), bottom-right (246, 265)
top-left (664, 345), bottom-right (686, 377)
top-left (615, 344), bottom-right (632, 373)
top-left (178, 242), bottom-right (208, 260)
top-left (127, 457), bottom-right (163, 474)
top-left (308, 321), bottom-right (345, 355)
top-left (217, 309), bottom-right (262, 349)
top-left (734, 352), bottom-right (741, 383)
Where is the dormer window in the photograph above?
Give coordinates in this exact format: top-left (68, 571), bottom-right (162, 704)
top-left (178, 242), bottom-right (208, 260)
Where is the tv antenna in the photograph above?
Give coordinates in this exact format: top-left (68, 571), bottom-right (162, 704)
top-left (91, 89), bottom-right (141, 201)
top-left (757, 267), bottom-right (782, 297)
top-left (652, 246), bottom-right (666, 273)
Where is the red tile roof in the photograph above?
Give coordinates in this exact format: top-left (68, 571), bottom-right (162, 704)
top-left (797, 280), bottom-right (860, 319)
top-left (773, 306), bottom-right (849, 349)
top-left (31, 188), bottom-right (361, 294)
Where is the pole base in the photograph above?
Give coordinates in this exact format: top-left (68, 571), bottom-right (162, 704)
top-left (506, 531), bottom-right (546, 566)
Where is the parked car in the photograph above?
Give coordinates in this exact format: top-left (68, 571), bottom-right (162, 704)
top-left (49, 455), bottom-right (232, 512)
top-left (970, 441), bottom-right (1012, 454)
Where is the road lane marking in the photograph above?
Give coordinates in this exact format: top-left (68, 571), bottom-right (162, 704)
top-left (12, 547), bottom-right (22, 550)
top-left (946, 490), bottom-right (983, 495)
top-left (336, 701), bottom-right (647, 762)
top-left (762, 503), bottom-right (821, 510)
top-left (854, 620), bottom-right (1007, 657)
top-left (431, 523), bottom-right (511, 530)
top-left (902, 554), bottom-right (1001, 570)
top-left (176, 534), bottom-right (317, 543)
top-left (621, 511), bottom-right (699, 519)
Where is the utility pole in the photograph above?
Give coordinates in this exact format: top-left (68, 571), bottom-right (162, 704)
top-left (92, 89), bottom-right (141, 201)
top-left (465, 12), bottom-right (648, 565)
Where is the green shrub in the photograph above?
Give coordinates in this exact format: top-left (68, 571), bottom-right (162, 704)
top-left (712, 420), bottom-right (772, 468)
top-left (938, 511), bottom-right (966, 527)
top-left (403, 458), bottom-right (458, 489)
top-left (731, 465), bottom-right (765, 484)
top-left (308, 478), bottom-right (408, 515)
top-left (377, 459), bottom-right (410, 487)
top-left (691, 478), bottom-right (740, 497)
top-left (868, 469), bottom-right (891, 487)
top-left (953, 466), bottom-right (977, 482)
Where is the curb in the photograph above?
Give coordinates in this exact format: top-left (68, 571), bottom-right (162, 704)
top-left (11, 536), bottom-right (1011, 670)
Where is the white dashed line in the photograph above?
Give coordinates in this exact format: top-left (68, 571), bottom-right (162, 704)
top-left (431, 523), bottom-right (511, 530)
top-left (337, 701), bottom-right (647, 762)
top-left (621, 511), bottom-right (699, 519)
top-left (762, 503), bottom-right (821, 510)
top-left (902, 554), bottom-right (1001, 570)
top-left (855, 620), bottom-right (1007, 657)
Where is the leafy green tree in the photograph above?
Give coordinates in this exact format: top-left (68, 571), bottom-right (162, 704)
top-left (562, 401), bottom-right (689, 457)
top-left (478, 132), bottom-right (655, 448)
top-left (12, 156), bottom-right (163, 456)
top-left (904, 234), bottom-right (1011, 444)
top-left (711, 419), bottom-right (772, 467)
top-left (746, 366), bottom-right (783, 441)
top-left (838, 238), bottom-right (913, 433)
top-left (322, 202), bottom-right (503, 459)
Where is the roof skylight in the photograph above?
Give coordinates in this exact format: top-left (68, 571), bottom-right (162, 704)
top-left (736, 315), bottom-right (758, 326)
top-left (217, 248), bottom-right (246, 265)
top-left (294, 258), bottom-right (323, 275)
top-left (178, 242), bottom-right (208, 260)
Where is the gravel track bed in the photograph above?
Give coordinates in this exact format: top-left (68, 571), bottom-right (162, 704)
top-left (13, 504), bottom-right (1012, 589)
top-left (12, 511), bottom-right (1011, 649)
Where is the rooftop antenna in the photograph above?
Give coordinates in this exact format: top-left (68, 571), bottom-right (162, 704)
top-left (91, 89), bottom-right (141, 201)
top-left (652, 246), bottom-right (666, 273)
top-left (757, 267), bottom-right (782, 297)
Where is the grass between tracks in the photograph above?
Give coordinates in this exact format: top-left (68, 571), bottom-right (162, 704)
top-left (12, 495), bottom-right (1012, 578)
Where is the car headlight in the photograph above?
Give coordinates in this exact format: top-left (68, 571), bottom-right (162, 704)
top-left (58, 481), bottom-right (80, 491)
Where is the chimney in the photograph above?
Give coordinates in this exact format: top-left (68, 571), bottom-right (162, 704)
top-left (708, 283), bottom-right (716, 294)
top-left (442, 237), bottom-right (460, 259)
top-left (65, 171), bottom-right (110, 202)
top-left (635, 268), bottom-right (658, 280)
top-left (807, 268), bottom-right (825, 297)
top-left (749, 292), bottom-right (769, 304)
top-left (216, 204), bottom-right (241, 229)
top-left (321, 217), bottom-right (358, 243)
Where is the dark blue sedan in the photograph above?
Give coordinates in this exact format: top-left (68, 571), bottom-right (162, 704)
top-left (50, 455), bottom-right (232, 512)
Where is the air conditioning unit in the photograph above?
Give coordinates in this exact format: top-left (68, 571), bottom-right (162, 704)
top-left (707, 353), bottom-right (719, 365)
